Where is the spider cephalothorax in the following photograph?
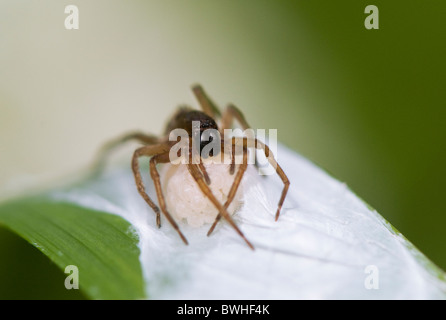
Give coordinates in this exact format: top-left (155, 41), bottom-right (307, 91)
top-left (165, 107), bottom-right (220, 158)
top-left (94, 85), bottom-right (290, 250)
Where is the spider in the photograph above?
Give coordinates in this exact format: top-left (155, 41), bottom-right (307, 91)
top-left (94, 85), bottom-right (290, 250)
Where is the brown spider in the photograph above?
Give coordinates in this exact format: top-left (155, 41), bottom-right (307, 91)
top-left (94, 85), bottom-right (290, 250)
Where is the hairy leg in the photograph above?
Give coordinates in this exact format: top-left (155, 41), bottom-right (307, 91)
top-left (92, 131), bottom-right (159, 174)
top-left (149, 152), bottom-right (189, 245)
top-left (207, 146), bottom-right (248, 236)
top-left (219, 104), bottom-right (251, 133)
top-left (219, 104), bottom-right (266, 174)
top-left (191, 84), bottom-right (222, 118)
top-left (198, 162), bottom-right (211, 185)
top-left (131, 144), bottom-right (188, 245)
top-left (230, 137), bottom-right (290, 221)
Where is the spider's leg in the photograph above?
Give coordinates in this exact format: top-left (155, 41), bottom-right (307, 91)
top-left (207, 145), bottom-right (248, 236)
top-left (229, 143), bottom-right (236, 175)
top-left (132, 144), bottom-right (188, 245)
top-left (234, 137), bottom-right (290, 221)
top-left (219, 104), bottom-right (266, 175)
top-left (132, 144), bottom-right (166, 228)
top-left (219, 104), bottom-right (251, 134)
top-left (254, 138), bottom-right (289, 221)
top-left (187, 163), bottom-right (254, 250)
top-left (149, 152), bottom-right (189, 245)
top-left (191, 84), bottom-right (222, 118)
top-left (92, 131), bottom-right (159, 174)
top-left (220, 103), bottom-right (251, 173)
top-left (198, 162), bottom-right (211, 185)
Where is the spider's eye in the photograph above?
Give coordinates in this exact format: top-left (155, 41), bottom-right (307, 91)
top-left (200, 130), bottom-right (220, 158)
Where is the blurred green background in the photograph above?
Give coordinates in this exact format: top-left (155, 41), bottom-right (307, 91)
top-left (0, 1), bottom-right (445, 298)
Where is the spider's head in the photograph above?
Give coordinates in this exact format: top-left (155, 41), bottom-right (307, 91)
top-left (165, 108), bottom-right (221, 159)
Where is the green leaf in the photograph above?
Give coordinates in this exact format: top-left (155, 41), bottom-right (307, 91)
top-left (0, 198), bottom-right (145, 300)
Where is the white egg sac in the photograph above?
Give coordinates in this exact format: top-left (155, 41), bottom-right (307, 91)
top-left (160, 161), bottom-right (244, 228)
